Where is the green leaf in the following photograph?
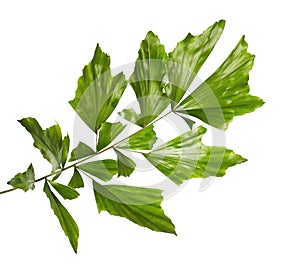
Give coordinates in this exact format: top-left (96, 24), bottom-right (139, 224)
top-left (167, 20), bottom-right (225, 105)
top-left (176, 36), bottom-right (264, 130)
top-left (69, 44), bottom-right (128, 132)
top-left (7, 164), bottom-right (35, 192)
top-left (69, 142), bottom-right (95, 162)
top-left (61, 135), bottom-right (70, 167)
top-left (43, 181), bottom-right (79, 253)
top-left (197, 146), bottom-right (247, 177)
top-left (114, 149), bottom-right (136, 177)
top-left (97, 122), bottom-right (126, 151)
top-left (78, 160), bottom-right (118, 182)
top-left (118, 108), bottom-right (150, 127)
top-left (19, 118), bottom-right (66, 171)
top-left (117, 124), bottom-right (157, 150)
top-left (68, 168), bottom-right (84, 189)
top-left (118, 108), bottom-right (143, 126)
top-left (93, 182), bottom-right (176, 234)
top-left (144, 126), bottom-right (246, 185)
top-left (176, 113), bottom-right (195, 129)
top-left (52, 171), bottom-right (62, 182)
top-left (119, 108), bottom-right (163, 128)
top-left (50, 181), bottom-right (80, 200)
top-left (125, 31), bottom-right (170, 126)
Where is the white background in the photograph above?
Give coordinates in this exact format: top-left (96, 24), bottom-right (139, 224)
top-left (0, 0), bottom-right (299, 263)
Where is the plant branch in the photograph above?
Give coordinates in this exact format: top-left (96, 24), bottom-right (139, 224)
top-left (0, 110), bottom-right (173, 196)
top-left (0, 187), bottom-right (17, 195)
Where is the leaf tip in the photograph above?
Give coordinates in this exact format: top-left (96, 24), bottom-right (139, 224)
top-left (92, 43), bottom-right (110, 64)
top-left (217, 19), bottom-right (226, 28)
top-left (71, 243), bottom-right (78, 254)
top-left (68, 99), bottom-right (75, 109)
top-left (17, 117), bottom-right (30, 126)
top-left (94, 43), bottom-right (102, 53)
top-left (258, 98), bottom-right (265, 107)
top-left (250, 96), bottom-right (265, 112)
top-left (239, 156), bottom-right (248, 164)
top-left (144, 31), bottom-right (162, 43)
top-left (232, 152), bottom-right (248, 165)
top-left (146, 30), bottom-right (155, 37)
top-left (166, 222), bottom-right (177, 236)
top-left (240, 35), bottom-right (248, 48)
top-left (197, 125), bottom-right (207, 135)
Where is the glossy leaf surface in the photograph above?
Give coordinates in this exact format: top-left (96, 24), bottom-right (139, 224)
top-left (114, 149), bottom-right (136, 177)
top-left (167, 20), bottom-right (225, 105)
top-left (50, 181), bottom-right (80, 200)
top-left (43, 181), bottom-right (79, 253)
top-left (19, 118), bottom-right (67, 170)
top-left (78, 160), bottom-right (118, 182)
top-left (68, 168), bottom-right (84, 189)
top-left (93, 182), bottom-right (176, 234)
top-left (177, 37), bottom-right (264, 129)
top-left (117, 125), bottom-right (157, 150)
top-left (145, 126), bottom-right (246, 185)
top-left (122, 32), bottom-right (169, 126)
top-left (69, 45), bottom-right (127, 132)
top-left (97, 122), bottom-right (126, 151)
top-left (8, 164), bottom-right (35, 191)
top-left (69, 142), bottom-right (95, 162)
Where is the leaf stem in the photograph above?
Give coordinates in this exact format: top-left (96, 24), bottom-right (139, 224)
top-left (0, 187), bottom-right (17, 195)
top-left (0, 110), bottom-right (173, 195)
